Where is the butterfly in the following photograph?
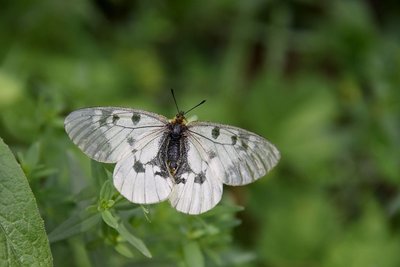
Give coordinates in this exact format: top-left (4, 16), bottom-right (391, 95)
top-left (64, 90), bottom-right (280, 214)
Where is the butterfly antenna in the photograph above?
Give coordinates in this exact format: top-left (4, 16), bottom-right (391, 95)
top-left (171, 89), bottom-right (180, 113)
top-left (184, 99), bottom-right (206, 115)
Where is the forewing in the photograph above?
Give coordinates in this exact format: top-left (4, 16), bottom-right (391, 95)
top-left (114, 130), bottom-right (173, 204)
top-left (187, 121), bottom-right (280, 186)
top-left (64, 107), bottom-right (168, 163)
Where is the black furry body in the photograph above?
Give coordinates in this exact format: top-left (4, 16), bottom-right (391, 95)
top-left (153, 120), bottom-right (190, 184)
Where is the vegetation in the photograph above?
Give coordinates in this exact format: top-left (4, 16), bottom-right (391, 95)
top-left (0, 1), bottom-right (399, 266)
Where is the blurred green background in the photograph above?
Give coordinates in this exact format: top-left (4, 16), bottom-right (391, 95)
top-left (1, 0), bottom-right (400, 266)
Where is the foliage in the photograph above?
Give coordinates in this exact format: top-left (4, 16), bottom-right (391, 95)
top-left (0, 138), bottom-right (52, 266)
top-left (1, 0), bottom-right (400, 266)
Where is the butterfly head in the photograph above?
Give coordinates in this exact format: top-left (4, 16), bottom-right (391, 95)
top-left (172, 111), bottom-right (187, 125)
top-left (170, 89), bottom-right (206, 125)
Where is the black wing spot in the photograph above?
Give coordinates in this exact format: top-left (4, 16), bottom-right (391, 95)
top-left (127, 136), bottom-right (135, 146)
top-left (133, 160), bottom-right (145, 173)
top-left (131, 113), bottom-right (141, 125)
top-left (231, 135), bottom-right (238, 145)
top-left (194, 172), bottom-right (206, 184)
top-left (112, 114), bottom-right (120, 124)
top-left (208, 150), bottom-right (216, 159)
top-left (175, 177), bottom-right (186, 184)
top-left (211, 126), bottom-right (220, 139)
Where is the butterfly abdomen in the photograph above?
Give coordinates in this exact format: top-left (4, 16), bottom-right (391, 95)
top-left (167, 139), bottom-right (180, 170)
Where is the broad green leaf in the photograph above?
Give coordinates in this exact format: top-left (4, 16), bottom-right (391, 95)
top-left (183, 241), bottom-right (204, 267)
top-left (48, 209), bottom-right (101, 243)
top-left (117, 222), bottom-right (152, 258)
top-left (0, 137), bottom-right (53, 266)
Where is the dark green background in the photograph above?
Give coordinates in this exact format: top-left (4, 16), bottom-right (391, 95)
top-left (1, 0), bottom-right (399, 266)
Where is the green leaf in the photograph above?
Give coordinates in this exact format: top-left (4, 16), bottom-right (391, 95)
top-left (117, 222), bottom-right (152, 258)
top-left (24, 142), bottom-right (41, 168)
top-left (183, 241), bottom-right (204, 267)
top-left (99, 180), bottom-right (114, 201)
top-left (114, 243), bottom-right (135, 258)
top-left (101, 210), bottom-right (119, 230)
top-left (91, 160), bottom-right (109, 189)
top-left (48, 209), bottom-right (101, 243)
top-left (0, 137), bottom-right (53, 266)
top-left (68, 237), bottom-right (92, 267)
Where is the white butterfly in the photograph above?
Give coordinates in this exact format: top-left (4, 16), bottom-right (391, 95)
top-left (64, 92), bottom-right (280, 214)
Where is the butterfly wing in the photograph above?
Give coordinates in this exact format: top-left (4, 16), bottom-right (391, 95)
top-left (186, 121), bottom-right (280, 186)
top-left (168, 138), bottom-right (223, 214)
top-left (65, 107), bottom-right (280, 214)
top-left (64, 107), bottom-right (168, 163)
top-left (168, 121), bottom-right (279, 215)
top-left (113, 130), bottom-right (174, 204)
